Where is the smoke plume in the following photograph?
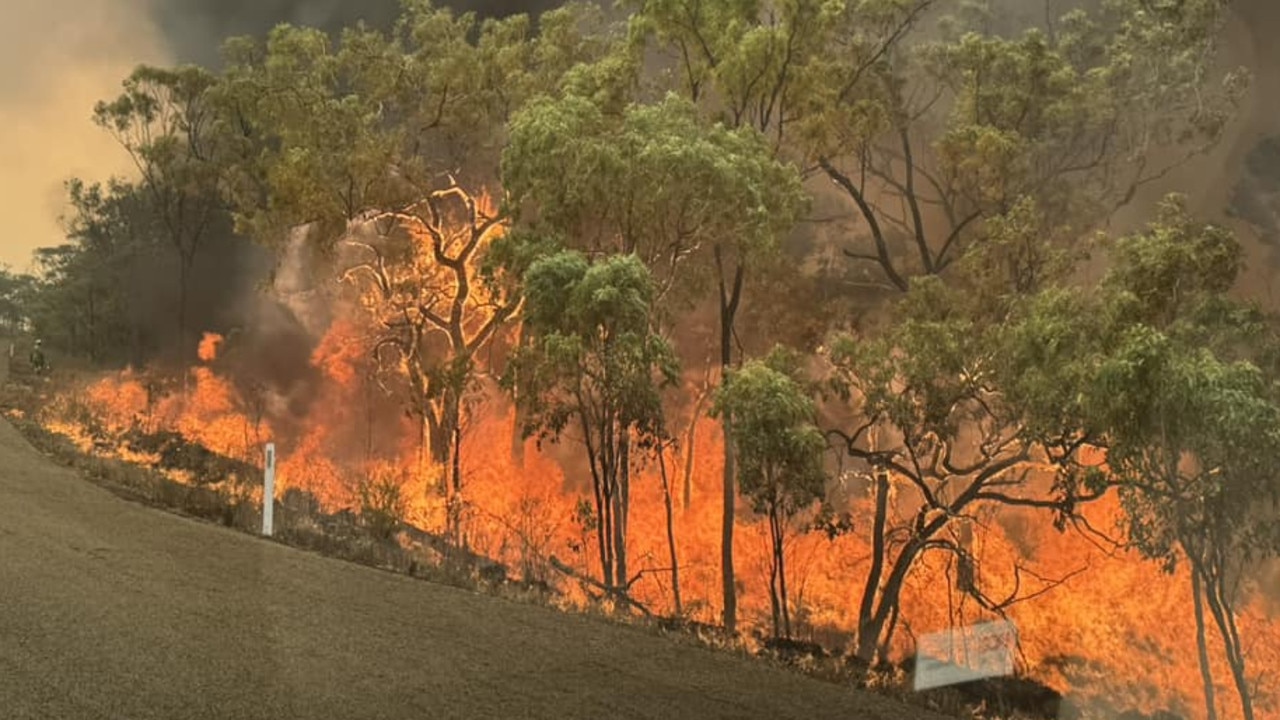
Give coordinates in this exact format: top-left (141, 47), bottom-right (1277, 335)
top-left (0, 0), bottom-right (170, 271)
top-left (151, 0), bottom-right (575, 66)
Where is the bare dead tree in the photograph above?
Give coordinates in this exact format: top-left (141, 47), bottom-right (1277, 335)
top-left (340, 180), bottom-right (520, 547)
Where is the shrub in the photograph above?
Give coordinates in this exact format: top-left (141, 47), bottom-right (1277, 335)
top-left (357, 466), bottom-right (409, 540)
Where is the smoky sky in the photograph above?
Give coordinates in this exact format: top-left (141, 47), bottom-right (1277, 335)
top-left (0, 0), bottom-right (574, 272)
top-left (150, 0), bottom-right (573, 67)
top-left (1, 0), bottom-right (1275, 276)
top-left (0, 0), bottom-right (169, 272)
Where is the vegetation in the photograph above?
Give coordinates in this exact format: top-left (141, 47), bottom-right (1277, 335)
top-left (713, 348), bottom-right (825, 639)
top-left (6, 1), bottom-right (1278, 718)
top-left (508, 250), bottom-right (678, 598)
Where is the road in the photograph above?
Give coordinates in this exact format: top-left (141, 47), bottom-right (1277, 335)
top-left (0, 352), bottom-right (934, 720)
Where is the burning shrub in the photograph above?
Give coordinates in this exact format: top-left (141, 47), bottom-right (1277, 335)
top-left (753, 632), bottom-right (830, 669)
top-left (357, 464), bottom-right (409, 540)
top-left (279, 486), bottom-right (322, 519)
top-left (44, 391), bottom-right (109, 446)
top-left (121, 427), bottom-right (259, 485)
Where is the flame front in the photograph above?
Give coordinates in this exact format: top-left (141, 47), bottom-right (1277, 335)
top-left (36, 189), bottom-right (1280, 720)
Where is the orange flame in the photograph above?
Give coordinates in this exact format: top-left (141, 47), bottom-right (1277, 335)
top-left (197, 332), bottom-right (222, 363)
top-left (35, 188), bottom-right (1280, 720)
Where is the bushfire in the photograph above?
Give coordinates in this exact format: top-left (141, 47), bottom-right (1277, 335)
top-left (37, 317), bottom-right (1280, 719)
top-left (26, 185), bottom-right (1280, 720)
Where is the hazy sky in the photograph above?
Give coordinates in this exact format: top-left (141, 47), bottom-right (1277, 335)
top-left (0, 0), bottom-right (569, 272)
top-left (0, 0), bottom-right (170, 271)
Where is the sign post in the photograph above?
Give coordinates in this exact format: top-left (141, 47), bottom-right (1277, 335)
top-left (913, 620), bottom-right (1017, 691)
top-left (263, 443), bottom-right (276, 537)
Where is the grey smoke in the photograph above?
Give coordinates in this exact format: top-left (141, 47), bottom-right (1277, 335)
top-left (150, 0), bottom-right (572, 66)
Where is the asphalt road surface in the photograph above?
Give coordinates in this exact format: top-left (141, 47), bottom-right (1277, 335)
top-left (0, 355), bottom-right (936, 720)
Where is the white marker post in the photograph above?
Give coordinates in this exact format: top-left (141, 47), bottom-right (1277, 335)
top-left (262, 443), bottom-right (276, 537)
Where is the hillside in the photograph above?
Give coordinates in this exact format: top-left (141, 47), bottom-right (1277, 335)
top-left (0, 353), bottom-right (942, 720)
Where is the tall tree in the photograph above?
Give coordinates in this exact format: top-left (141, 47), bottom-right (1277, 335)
top-left (826, 199), bottom-right (1109, 663)
top-left (713, 348), bottom-right (826, 639)
top-left (503, 89), bottom-right (806, 631)
top-left (1083, 196), bottom-right (1280, 720)
top-left (26, 179), bottom-right (167, 364)
top-left (507, 250), bottom-right (678, 598)
top-left (0, 268), bottom-right (35, 336)
top-left (339, 181), bottom-right (519, 545)
top-left (208, 3), bottom-right (621, 535)
top-left (629, 0), bottom-right (846, 633)
top-left (809, 0), bottom-right (1244, 290)
top-left (94, 66), bottom-right (229, 358)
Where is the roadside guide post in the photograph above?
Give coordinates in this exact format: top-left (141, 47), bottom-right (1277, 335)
top-left (263, 443), bottom-right (276, 537)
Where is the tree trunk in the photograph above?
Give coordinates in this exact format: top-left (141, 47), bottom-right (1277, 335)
top-left (600, 462), bottom-right (615, 590)
top-left (428, 405), bottom-right (452, 473)
top-left (855, 470), bottom-right (890, 661)
top-left (682, 382), bottom-right (712, 510)
top-left (178, 260), bottom-right (191, 395)
top-left (417, 412), bottom-right (428, 480)
top-left (581, 410), bottom-right (612, 589)
top-left (87, 290), bottom-right (97, 363)
top-left (682, 410), bottom-right (699, 511)
top-left (365, 375), bottom-right (375, 463)
top-left (1192, 567), bottom-right (1219, 720)
top-left (448, 393), bottom-right (463, 496)
top-left (856, 532), bottom-right (925, 664)
top-left (178, 255), bottom-right (193, 358)
top-left (716, 245), bottom-right (744, 634)
top-left (593, 474), bottom-right (611, 588)
top-left (773, 507), bottom-right (791, 639)
top-left (614, 434), bottom-right (631, 594)
top-left (658, 442), bottom-right (682, 616)
top-left (768, 516), bottom-right (781, 638)
top-left (451, 414), bottom-right (464, 548)
top-left (880, 600), bottom-right (901, 661)
top-left (510, 322), bottom-right (526, 468)
top-left (1202, 561), bottom-right (1254, 720)
top-left (511, 414), bottom-right (525, 466)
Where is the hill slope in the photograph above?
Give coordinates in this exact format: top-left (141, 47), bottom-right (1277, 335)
top-left (0, 353), bottom-right (940, 720)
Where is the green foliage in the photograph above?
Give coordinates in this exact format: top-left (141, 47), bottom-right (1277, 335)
top-left (1078, 202), bottom-right (1280, 717)
top-left (627, 0), bottom-right (852, 142)
top-left (0, 267), bottom-right (35, 334)
top-left (502, 91), bottom-right (807, 305)
top-left (712, 347), bottom-right (825, 637)
top-left (24, 179), bottom-right (165, 362)
top-left (921, 0), bottom-right (1245, 218)
top-left (94, 64), bottom-right (234, 351)
top-left (633, 0), bottom-right (1245, 292)
top-left (1080, 198), bottom-right (1280, 568)
top-left (507, 250), bottom-right (678, 586)
top-left (1102, 194), bottom-right (1244, 328)
top-left (511, 251), bottom-right (679, 443)
top-left (94, 65), bottom-right (227, 214)
top-left (358, 466), bottom-right (409, 541)
top-left (712, 352), bottom-right (826, 517)
top-left (214, 1), bottom-right (621, 246)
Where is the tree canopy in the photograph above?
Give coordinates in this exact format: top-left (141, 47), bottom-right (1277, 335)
top-left (12, 1), bottom-right (1280, 714)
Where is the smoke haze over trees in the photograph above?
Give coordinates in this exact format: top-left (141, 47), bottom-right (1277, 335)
top-left (151, 0), bottom-right (577, 66)
top-left (5, 2), bottom-right (1280, 719)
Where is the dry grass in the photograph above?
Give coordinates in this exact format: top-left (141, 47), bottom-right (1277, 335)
top-left (0, 367), bottom-right (1136, 720)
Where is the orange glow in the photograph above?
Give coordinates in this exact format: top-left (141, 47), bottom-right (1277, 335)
top-left (197, 332), bottom-right (222, 363)
top-left (43, 337), bottom-right (1280, 717)
top-left (32, 191), bottom-right (1280, 720)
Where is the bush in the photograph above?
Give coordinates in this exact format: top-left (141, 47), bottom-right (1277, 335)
top-left (357, 466), bottom-right (409, 540)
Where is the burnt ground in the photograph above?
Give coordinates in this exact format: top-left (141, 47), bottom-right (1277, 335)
top-left (0, 351), bottom-right (943, 720)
